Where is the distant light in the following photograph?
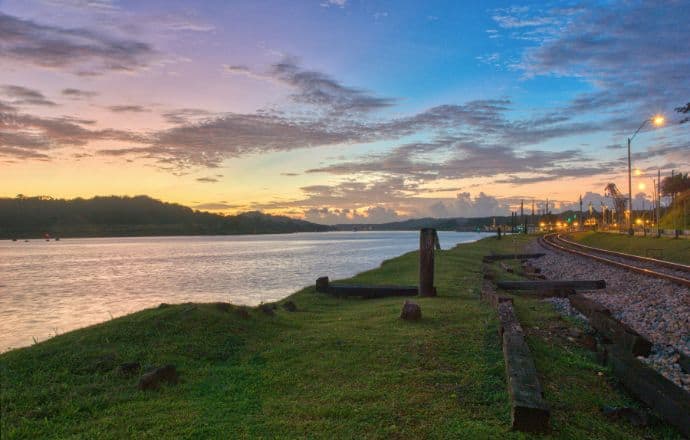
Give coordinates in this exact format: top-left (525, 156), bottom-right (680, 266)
top-left (635, 218), bottom-right (643, 225)
top-left (638, 182), bottom-right (646, 190)
top-left (652, 115), bottom-right (665, 126)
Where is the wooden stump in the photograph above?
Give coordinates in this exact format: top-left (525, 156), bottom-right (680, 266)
top-left (419, 228), bottom-right (436, 296)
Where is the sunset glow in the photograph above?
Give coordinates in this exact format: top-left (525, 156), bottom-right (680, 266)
top-left (1, 0), bottom-right (688, 223)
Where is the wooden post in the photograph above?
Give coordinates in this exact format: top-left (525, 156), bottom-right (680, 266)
top-left (419, 228), bottom-right (436, 297)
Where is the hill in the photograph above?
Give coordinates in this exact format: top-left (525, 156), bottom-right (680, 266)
top-left (0, 195), bottom-right (333, 238)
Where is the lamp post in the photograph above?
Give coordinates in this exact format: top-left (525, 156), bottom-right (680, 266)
top-left (626, 115), bottom-right (664, 236)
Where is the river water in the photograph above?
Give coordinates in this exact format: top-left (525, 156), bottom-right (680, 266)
top-left (0, 231), bottom-right (485, 352)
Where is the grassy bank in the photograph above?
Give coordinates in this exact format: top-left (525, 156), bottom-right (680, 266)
top-left (570, 231), bottom-right (690, 265)
top-left (0, 236), bottom-right (681, 439)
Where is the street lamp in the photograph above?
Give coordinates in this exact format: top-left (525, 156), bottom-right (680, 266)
top-left (627, 115), bottom-right (664, 235)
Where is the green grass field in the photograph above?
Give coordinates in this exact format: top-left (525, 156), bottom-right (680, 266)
top-left (570, 231), bottom-right (690, 265)
top-left (0, 235), bottom-right (682, 439)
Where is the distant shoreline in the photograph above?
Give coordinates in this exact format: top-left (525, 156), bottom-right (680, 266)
top-left (1, 229), bottom-right (492, 241)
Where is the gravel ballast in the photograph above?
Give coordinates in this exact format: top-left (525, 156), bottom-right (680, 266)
top-left (527, 240), bottom-right (690, 391)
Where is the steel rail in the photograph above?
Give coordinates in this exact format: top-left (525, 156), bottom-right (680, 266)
top-left (539, 234), bottom-right (690, 288)
top-left (556, 234), bottom-right (690, 272)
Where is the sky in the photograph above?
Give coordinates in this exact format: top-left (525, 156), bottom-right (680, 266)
top-left (0, 0), bottom-right (688, 224)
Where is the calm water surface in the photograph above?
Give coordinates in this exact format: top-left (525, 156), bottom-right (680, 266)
top-left (0, 231), bottom-right (485, 351)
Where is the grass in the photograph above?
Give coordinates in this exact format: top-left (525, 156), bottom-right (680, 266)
top-left (0, 235), bottom-right (682, 439)
top-left (569, 231), bottom-right (690, 265)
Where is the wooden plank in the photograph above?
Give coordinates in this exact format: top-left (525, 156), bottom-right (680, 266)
top-left (482, 253), bottom-right (545, 262)
top-left (497, 302), bottom-right (550, 432)
top-left (509, 288), bottom-right (575, 298)
top-left (606, 345), bottom-right (690, 438)
top-left (570, 294), bottom-right (652, 357)
top-left (481, 280), bottom-right (550, 432)
top-left (497, 280), bottom-right (606, 291)
top-left (326, 284), bottom-right (418, 299)
top-left (480, 280), bottom-right (513, 309)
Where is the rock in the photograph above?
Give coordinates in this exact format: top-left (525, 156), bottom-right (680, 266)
top-left (282, 301), bottom-right (297, 312)
top-left (400, 300), bottom-right (422, 321)
top-left (118, 362), bottom-right (141, 376)
top-left (600, 406), bottom-right (651, 427)
top-left (259, 303), bottom-right (275, 316)
top-left (138, 365), bottom-right (178, 391)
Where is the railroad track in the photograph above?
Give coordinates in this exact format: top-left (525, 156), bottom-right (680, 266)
top-left (539, 233), bottom-right (690, 288)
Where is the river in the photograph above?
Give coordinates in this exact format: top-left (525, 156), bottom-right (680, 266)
top-left (0, 231), bottom-right (486, 351)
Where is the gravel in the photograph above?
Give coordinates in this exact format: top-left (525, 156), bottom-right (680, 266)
top-left (527, 240), bottom-right (690, 391)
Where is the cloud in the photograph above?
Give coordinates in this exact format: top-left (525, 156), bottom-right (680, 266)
top-left (0, 101), bottom-right (18, 112)
top-left (270, 59), bottom-right (396, 114)
top-left (303, 207), bottom-right (362, 223)
top-left (507, 2), bottom-right (690, 122)
top-left (321, 0), bottom-right (347, 8)
top-left (306, 134), bottom-right (587, 183)
top-left (429, 192), bottom-right (512, 218)
top-left (61, 88), bottom-right (99, 99)
top-left (0, 110), bottom-right (146, 160)
top-left (39, 0), bottom-right (119, 11)
top-left (0, 11), bottom-right (156, 74)
top-left (363, 206), bottom-right (399, 223)
top-left (107, 105), bottom-right (149, 113)
top-left (98, 94), bottom-right (614, 173)
top-left (1, 85), bottom-right (56, 106)
top-left (192, 202), bottom-right (240, 210)
top-left (161, 108), bottom-right (214, 125)
top-left (261, 179), bottom-right (517, 223)
top-left (196, 176), bottom-right (219, 183)
top-left (225, 59), bottom-right (395, 114)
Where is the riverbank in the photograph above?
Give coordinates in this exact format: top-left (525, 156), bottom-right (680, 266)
top-left (0, 236), bottom-right (681, 438)
top-left (570, 231), bottom-right (690, 265)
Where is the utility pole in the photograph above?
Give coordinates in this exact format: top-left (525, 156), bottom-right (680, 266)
top-left (531, 200), bottom-right (535, 233)
top-left (627, 136), bottom-right (633, 235)
top-left (579, 195), bottom-right (583, 231)
top-left (520, 200), bottom-right (524, 233)
top-left (657, 169), bottom-right (661, 237)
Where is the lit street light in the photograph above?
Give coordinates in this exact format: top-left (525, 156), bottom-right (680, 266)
top-left (626, 115), bottom-right (664, 235)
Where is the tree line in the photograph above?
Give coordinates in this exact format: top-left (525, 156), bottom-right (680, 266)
top-left (0, 195), bottom-right (333, 238)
